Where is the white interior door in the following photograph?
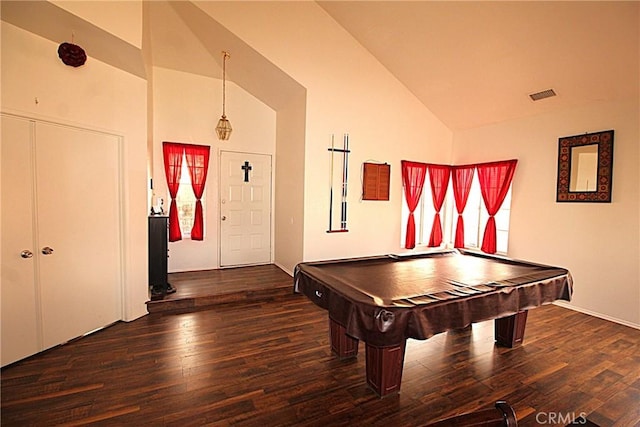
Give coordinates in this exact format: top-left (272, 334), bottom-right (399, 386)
top-left (1, 115), bottom-right (39, 366)
top-left (1, 115), bottom-right (123, 366)
top-left (35, 122), bottom-right (122, 349)
top-left (220, 151), bottom-right (272, 267)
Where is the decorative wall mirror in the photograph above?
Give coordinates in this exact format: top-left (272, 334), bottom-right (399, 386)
top-left (556, 129), bottom-right (614, 202)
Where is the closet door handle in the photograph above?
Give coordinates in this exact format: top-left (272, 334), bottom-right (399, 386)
top-left (21, 250), bottom-right (33, 259)
top-left (41, 246), bottom-right (54, 255)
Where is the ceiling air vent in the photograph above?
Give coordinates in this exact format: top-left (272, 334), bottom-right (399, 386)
top-left (529, 88), bottom-right (557, 101)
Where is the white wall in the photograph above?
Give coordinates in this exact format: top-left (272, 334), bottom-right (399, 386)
top-left (274, 93), bottom-right (306, 275)
top-left (151, 67), bottom-right (276, 272)
top-left (194, 1), bottom-right (454, 263)
top-left (1, 22), bottom-right (149, 321)
top-left (453, 99), bottom-right (640, 327)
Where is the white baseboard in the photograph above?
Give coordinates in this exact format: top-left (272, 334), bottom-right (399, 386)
top-left (554, 301), bottom-right (640, 330)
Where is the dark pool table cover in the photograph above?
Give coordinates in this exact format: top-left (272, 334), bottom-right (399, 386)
top-left (294, 250), bottom-right (572, 347)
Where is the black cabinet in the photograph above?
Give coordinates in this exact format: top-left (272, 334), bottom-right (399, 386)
top-left (148, 216), bottom-right (169, 295)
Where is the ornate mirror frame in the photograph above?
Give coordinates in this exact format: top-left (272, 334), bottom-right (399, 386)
top-left (556, 129), bottom-right (614, 203)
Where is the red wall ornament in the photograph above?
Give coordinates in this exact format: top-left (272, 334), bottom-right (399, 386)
top-left (58, 42), bottom-right (87, 67)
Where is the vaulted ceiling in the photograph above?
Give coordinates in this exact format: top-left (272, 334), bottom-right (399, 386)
top-left (318, 1), bottom-right (639, 130)
top-left (149, 0), bottom-right (638, 130)
top-left (3, 1), bottom-right (638, 131)
top-left (148, 1), bottom-right (305, 111)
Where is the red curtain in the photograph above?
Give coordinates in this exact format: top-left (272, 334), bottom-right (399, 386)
top-left (477, 159), bottom-right (517, 254)
top-left (401, 161), bottom-right (428, 249)
top-left (184, 144), bottom-right (210, 241)
top-left (162, 142), bottom-right (184, 242)
top-left (427, 164), bottom-right (451, 247)
top-left (451, 166), bottom-right (475, 248)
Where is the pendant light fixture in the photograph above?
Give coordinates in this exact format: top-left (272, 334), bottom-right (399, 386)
top-left (215, 51), bottom-right (232, 141)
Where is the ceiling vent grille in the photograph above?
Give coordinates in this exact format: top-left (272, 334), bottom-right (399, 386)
top-left (529, 88), bottom-right (557, 101)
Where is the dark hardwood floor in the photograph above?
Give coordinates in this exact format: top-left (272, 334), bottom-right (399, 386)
top-left (146, 265), bottom-right (293, 314)
top-left (2, 266), bottom-right (639, 426)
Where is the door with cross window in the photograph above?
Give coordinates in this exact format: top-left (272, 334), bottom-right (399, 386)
top-left (219, 151), bottom-right (272, 267)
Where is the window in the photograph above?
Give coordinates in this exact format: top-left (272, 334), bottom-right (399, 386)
top-left (400, 181), bottom-right (453, 248)
top-left (172, 154), bottom-right (203, 238)
top-left (162, 141), bottom-right (211, 241)
top-left (462, 174), bottom-right (512, 253)
top-left (401, 171), bottom-right (512, 254)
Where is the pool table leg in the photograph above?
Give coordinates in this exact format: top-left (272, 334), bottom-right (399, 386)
top-left (329, 317), bottom-right (359, 358)
top-left (365, 341), bottom-right (406, 397)
top-left (494, 310), bottom-right (528, 347)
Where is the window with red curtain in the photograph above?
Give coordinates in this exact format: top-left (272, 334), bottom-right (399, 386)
top-left (162, 142), bottom-right (184, 242)
top-left (451, 165), bottom-right (475, 248)
top-left (184, 144), bottom-right (210, 241)
top-left (401, 160), bottom-right (428, 249)
top-left (476, 159), bottom-right (517, 254)
top-left (426, 164), bottom-right (451, 247)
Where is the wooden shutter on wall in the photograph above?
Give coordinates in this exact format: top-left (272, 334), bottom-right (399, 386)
top-left (362, 162), bottom-right (390, 201)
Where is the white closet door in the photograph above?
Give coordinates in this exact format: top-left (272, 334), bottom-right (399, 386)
top-left (1, 115), bottom-right (39, 366)
top-left (35, 122), bottom-right (122, 349)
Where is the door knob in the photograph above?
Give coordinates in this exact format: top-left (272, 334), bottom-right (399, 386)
top-left (41, 246), bottom-right (54, 255)
top-left (20, 250), bottom-right (33, 259)
top-left (221, 216), bottom-right (227, 221)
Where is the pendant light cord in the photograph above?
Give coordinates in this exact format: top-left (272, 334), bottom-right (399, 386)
top-left (222, 51), bottom-right (229, 118)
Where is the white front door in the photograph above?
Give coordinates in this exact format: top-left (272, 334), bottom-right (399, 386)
top-left (220, 151), bottom-right (272, 267)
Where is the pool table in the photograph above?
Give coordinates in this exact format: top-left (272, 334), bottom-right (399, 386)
top-left (294, 249), bottom-right (573, 397)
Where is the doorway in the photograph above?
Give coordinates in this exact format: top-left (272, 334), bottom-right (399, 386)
top-left (219, 151), bottom-right (272, 267)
